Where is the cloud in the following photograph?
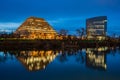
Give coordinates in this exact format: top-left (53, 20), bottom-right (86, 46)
top-left (0, 22), bottom-right (21, 30)
top-left (47, 17), bottom-right (86, 24)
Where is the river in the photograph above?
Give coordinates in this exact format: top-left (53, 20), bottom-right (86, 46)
top-left (0, 47), bottom-right (120, 80)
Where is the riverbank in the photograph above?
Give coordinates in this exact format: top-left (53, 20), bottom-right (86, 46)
top-left (0, 39), bottom-right (119, 50)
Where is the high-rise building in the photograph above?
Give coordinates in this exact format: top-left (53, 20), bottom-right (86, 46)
top-left (86, 16), bottom-right (107, 40)
top-left (14, 17), bottom-right (57, 39)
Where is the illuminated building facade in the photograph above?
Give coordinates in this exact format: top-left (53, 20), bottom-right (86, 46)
top-left (14, 17), bottom-right (57, 39)
top-left (86, 16), bottom-right (107, 40)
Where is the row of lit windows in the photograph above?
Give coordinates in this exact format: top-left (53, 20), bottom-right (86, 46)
top-left (88, 25), bottom-right (105, 29)
top-left (88, 31), bottom-right (104, 35)
top-left (93, 20), bottom-right (107, 24)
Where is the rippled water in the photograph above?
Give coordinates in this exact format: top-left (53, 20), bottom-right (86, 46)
top-left (0, 47), bottom-right (120, 80)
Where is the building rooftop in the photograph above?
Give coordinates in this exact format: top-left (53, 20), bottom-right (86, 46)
top-left (86, 16), bottom-right (107, 21)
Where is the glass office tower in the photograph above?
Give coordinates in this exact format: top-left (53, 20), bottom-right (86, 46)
top-left (86, 16), bottom-right (107, 40)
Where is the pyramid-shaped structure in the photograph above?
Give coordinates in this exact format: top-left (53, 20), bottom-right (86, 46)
top-left (14, 17), bottom-right (57, 39)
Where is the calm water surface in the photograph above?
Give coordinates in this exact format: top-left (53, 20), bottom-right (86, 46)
top-left (0, 47), bottom-right (120, 80)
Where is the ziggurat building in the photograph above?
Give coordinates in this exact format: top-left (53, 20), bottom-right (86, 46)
top-left (14, 17), bottom-right (57, 39)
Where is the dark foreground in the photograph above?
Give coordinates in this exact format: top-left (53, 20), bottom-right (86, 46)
top-left (0, 39), bottom-right (120, 50)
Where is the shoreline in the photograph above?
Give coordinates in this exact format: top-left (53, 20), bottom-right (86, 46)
top-left (0, 39), bottom-right (119, 50)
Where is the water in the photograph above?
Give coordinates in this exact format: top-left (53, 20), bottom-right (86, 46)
top-left (0, 47), bottom-right (120, 80)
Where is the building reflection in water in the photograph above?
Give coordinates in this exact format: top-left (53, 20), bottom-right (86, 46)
top-left (13, 50), bottom-right (58, 71)
top-left (1, 46), bottom-right (117, 71)
top-left (86, 47), bottom-right (108, 70)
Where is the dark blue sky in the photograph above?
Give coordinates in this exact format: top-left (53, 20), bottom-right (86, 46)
top-left (0, 0), bottom-right (120, 35)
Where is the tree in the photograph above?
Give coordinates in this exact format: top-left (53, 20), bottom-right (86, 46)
top-left (76, 29), bottom-right (81, 37)
top-left (0, 31), bottom-right (2, 38)
top-left (76, 28), bottom-right (85, 39)
top-left (0, 30), bottom-right (8, 38)
top-left (112, 33), bottom-right (116, 38)
top-left (81, 28), bottom-right (85, 38)
top-left (59, 29), bottom-right (68, 36)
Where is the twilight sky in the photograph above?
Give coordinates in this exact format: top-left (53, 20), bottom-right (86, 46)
top-left (0, 0), bottom-right (120, 35)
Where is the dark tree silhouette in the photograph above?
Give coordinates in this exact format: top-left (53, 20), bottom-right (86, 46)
top-left (59, 29), bottom-right (68, 36)
top-left (76, 28), bottom-right (85, 39)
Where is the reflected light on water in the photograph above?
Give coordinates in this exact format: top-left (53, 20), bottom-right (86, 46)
top-left (13, 50), bottom-right (58, 71)
top-left (0, 47), bottom-right (120, 80)
top-left (86, 47), bottom-right (108, 70)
